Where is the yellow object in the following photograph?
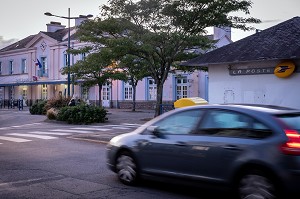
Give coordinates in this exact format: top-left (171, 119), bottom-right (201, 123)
top-left (174, 97), bottom-right (208, 108)
top-left (274, 61), bottom-right (295, 78)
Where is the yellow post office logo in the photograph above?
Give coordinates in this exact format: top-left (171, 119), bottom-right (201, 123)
top-left (274, 61), bottom-right (295, 78)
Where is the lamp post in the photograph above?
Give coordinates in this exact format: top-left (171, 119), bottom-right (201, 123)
top-left (44, 8), bottom-right (93, 98)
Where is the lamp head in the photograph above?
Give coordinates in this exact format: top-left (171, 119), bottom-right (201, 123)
top-left (44, 12), bottom-right (53, 16)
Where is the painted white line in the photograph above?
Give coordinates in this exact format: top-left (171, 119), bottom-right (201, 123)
top-left (30, 131), bottom-right (71, 136)
top-left (10, 123), bottom-right (42, 128)
top-left (51, 129), bottom-right (93, 134)
top-left (121, 123), bottom-right (141, 126)
top-left (7, 133), bottom-right (57, 140)
top-left (112, 127), bottom-right (131, 130)
top-left (71, 127), bottom-right (110, 132)
top-left (0, 136), bottom-right (31, 143)
top-left (0, 123), bottom-right (42, 130)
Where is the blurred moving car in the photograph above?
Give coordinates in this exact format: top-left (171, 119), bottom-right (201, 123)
top-left (106, 104), bottom-right (300, 199)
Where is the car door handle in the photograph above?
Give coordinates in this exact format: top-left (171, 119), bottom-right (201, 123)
top-left (223, 145), bottom-right (242, 151)
top-left (175, 141), bottom-right (187, 147)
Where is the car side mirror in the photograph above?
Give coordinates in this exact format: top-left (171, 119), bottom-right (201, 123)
top-left (147, 126), bottom-right (163, 138)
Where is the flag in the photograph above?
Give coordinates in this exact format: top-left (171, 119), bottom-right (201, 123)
top-left (35, 59), bottom-right (42, 68)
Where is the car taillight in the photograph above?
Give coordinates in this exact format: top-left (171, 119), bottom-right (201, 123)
top-left (281, 129), bottom-right (300, 155)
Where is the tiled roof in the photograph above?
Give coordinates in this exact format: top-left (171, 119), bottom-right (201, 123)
top-left (0, 35), bottom-right (36, 52)
top-left (182, 17), bottom-right (300, 66)
top-left (0, 27), bottom-right (76, 52)
top-left (41, 26), bottom-right (76, 41)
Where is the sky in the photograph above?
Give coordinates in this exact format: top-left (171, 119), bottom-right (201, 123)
top-left (0, 0), bottom-right (299, 48)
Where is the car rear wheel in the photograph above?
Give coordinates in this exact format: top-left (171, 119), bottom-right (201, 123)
top-left (116, 152), bottom-right (137, 185)
top-left (238, 171), bottom-right (277, 199)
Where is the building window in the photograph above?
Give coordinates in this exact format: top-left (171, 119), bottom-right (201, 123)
top-left (102, 83), bottom-right (110, 100)
top-left (147, 78), bottom-right (157, 100)
top-left (21, 59), bottom-right (27, 74)
top-left (63, 54), bottom-right (68, 67)
top-left (9, 60), bottom-right (13, 75)
top-left (41, 57), bottom-right (48, 77)
top-left (176, 76), bottom-right (188, 100)
top-left (81, 53), bottom-right (86, 60)
top-left (124, 81), bottom-right (133, 100)
top-left (0, 62), bottom-right (2, 75)
top-left (42, 84), bottom-right (47, 100)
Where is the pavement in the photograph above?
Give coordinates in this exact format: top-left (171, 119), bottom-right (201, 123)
top-left (0, 107), bottom-right (156, 143)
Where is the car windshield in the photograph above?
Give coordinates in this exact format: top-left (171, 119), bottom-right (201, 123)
top-left (276, 113), bottom-right (300, 131)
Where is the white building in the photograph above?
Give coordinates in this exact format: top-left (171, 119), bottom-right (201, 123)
top-left (182, 17), bottom-right (300, 109)
top-left (0, 20), bottom-right (232, 109)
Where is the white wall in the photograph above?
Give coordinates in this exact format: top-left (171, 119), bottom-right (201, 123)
top-left (208, 60), bottom-right (300, 109)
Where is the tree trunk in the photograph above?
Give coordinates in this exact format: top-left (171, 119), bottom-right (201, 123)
top-left (154, 82), bottom-right (164, 117)
top-left (98, 84), bottom-right (102, 107)
top-left (132, 84), bottom-right (136, 112)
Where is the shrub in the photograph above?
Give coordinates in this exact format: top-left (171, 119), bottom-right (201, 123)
top-left (57, 105), bottom-right (107, 124)
top-left (29, 100), bottom-right (47, 115)
top-left (46, 108), bottom-right (58, 120)
top-left (44, 96), bottom-right (70, 111)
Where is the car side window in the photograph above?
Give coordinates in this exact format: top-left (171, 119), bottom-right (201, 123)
top-left (198, 110), bottom-right (272, 139)
top-left (154, 109), bottom-right (203, 135)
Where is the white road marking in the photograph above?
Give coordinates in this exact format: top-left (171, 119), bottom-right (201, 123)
top-left (7, 133), bottom-right (57, 140)
top-left (121, 123), bottom-right (140, 126)
top-left (0, 123), bottom-right (42, 130)
top-left (51, 129), bottom-right (93, 134)
top-left (0, 136), bottom-right (31, 143)
top-left (30, 131), bottom-right (71, 136)
top-left (112, 127), bottom-right (131, 129)
top-left (70, 127), bottom-right (110, 132)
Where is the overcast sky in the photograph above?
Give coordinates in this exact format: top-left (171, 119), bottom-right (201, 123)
top-left (0, 0), bottom-right (299, 48)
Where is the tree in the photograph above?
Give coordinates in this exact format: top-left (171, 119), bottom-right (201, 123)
top-left (76, 0), bottom-right (260, 116)
top-left (118, 55), bottom-right (150, 111)
top-left (61, 48), bottom-right (126, 107)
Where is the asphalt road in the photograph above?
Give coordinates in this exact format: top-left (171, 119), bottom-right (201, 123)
top-left (0, 108), bottom-right (229, 199)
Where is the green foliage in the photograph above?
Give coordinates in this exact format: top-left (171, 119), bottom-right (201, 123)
top-left (29, 100), bottom-right (47, 115)
top-left (76, 0), bottom-right (260, 116)
top-left (56, 105), bottom-right (108, 124)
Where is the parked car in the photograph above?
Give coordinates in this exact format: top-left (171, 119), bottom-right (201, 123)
top-left (106, 104), bottom-right (300, 199)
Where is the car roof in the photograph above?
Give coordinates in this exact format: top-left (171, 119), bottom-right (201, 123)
top-left (180, 103), bottom-right (300, 115)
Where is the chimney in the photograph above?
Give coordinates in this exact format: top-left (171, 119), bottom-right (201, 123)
top-left (46, 21), bottom-right (66, 32)
top-left (213, 26), bottom-right (231, 40)
top-left (75, 15), bottom-right (88, 26)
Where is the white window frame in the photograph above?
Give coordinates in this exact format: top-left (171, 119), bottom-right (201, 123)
top-left (124, 82), bottom-right (133, 100)
top-left (21, 59), bottom-right (27, 74)
top-left (176, 76), bottom-right (188, 100)
top-left (42, 84), bottom-right (47, 100)
top-left (147, 78), bottom-right (157, 100)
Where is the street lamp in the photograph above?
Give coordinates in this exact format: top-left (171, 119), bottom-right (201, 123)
top-left (44, 8), bottom-right (93, 98)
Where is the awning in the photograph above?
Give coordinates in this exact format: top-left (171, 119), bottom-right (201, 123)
top-left (0, 75), bottom-right (68, 87)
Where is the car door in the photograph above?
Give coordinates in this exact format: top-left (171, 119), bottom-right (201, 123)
top-left (137, 109), bottom-right (204, 177)
top-left (191, 109), bottom-right (273, 181)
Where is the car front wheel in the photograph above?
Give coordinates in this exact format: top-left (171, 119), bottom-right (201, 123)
top-left (116, 152), bottom-right (138, 185)
top-left (238, 171), bottom-right (277, 199)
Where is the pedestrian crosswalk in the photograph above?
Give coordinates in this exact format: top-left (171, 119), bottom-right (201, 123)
top-left (0, 123), bottom-right (141, 145)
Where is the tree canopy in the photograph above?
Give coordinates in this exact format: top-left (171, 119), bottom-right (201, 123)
top-left (73, 0), bottom-right (260, 116)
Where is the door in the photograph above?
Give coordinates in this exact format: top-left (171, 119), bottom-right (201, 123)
top-left (102, 83), bottom-right (111, 107)
top-left (138, 109), bottom-right (204, 176)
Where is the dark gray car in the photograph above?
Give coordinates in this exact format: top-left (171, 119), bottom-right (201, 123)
top-left (106, 104), bottom-right (300, 199)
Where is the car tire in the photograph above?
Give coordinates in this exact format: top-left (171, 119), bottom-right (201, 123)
top-left (116, 152), bottom-right (138, 185)
top-left (237, 170), bottom-right (278, 199)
